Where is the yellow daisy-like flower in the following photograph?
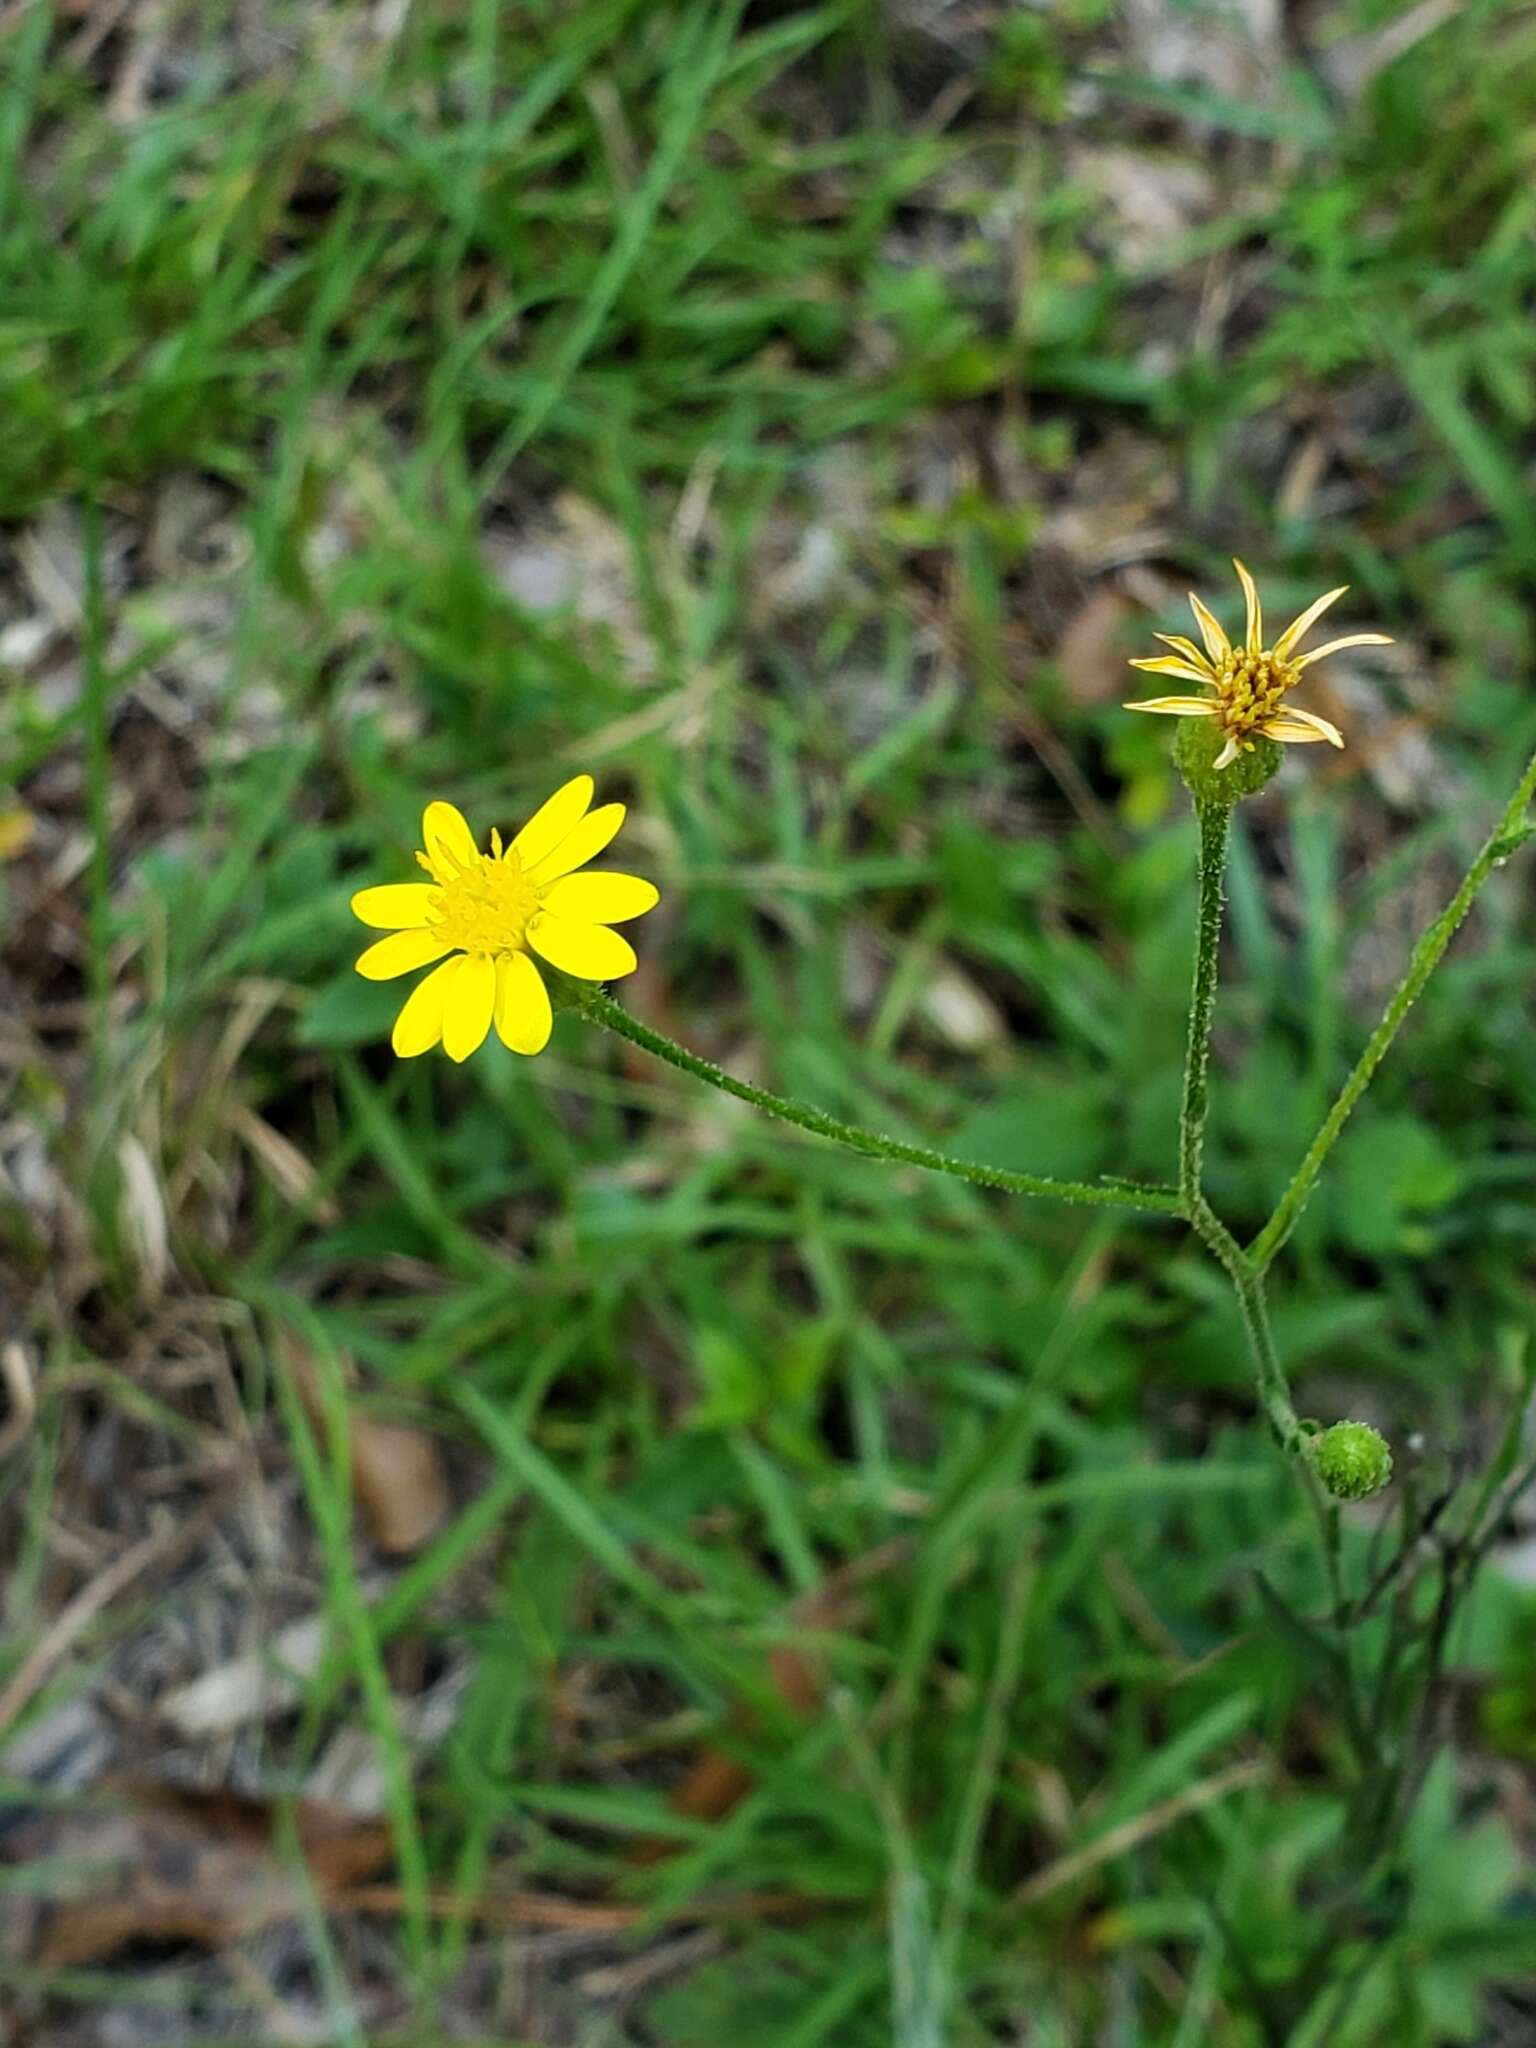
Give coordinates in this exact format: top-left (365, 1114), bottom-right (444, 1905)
top-left (1124, 559), bottom-right (1391, 771)
top-left (350, 777), bottom-right (659, 1062)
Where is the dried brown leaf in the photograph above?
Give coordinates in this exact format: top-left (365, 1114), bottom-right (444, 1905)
top-left (0, 1341), bottom-right (36, 1460)
top-left (11, 1780), bottom-right (393, 1967)
top-left (636, 1540), bottom-right (910, 1859)
top-left (1056, 587), bottom-right (1137, 709)
top-left (280, 1333), bottom-right (450, 1556)
top-left (345, 1413), bottom-right (450, 1555)
top-left (116, 1132), bottom-right (170, 1303)
top-left (225, 1104), bottom-right (340, 1226)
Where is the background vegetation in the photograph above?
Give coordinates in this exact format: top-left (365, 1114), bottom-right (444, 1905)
top-left (3, 0), bottom-right (1536, 2041)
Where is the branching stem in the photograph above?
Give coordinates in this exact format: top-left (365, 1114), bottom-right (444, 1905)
top-left (580, 732), bottom-right (1536, 1479)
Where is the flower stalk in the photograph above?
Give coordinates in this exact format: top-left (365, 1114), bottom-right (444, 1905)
top-left (1179, 800), bottom-right (1231, 1205)
top-left (1176, 794), bottom-right (1303, 1455)
top-left (575, 987), bottom-right (1180, 1214)
top-left (1250, 739), bottom-right (1536, 1272)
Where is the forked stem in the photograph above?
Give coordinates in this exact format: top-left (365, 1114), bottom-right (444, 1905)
top-left (582, 720), bottom-right (1536, 1485)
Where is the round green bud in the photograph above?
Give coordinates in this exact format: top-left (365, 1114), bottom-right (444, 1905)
top-left (1308, 1420), bottom-right (1393, 1502)
top-left (1174, 717), bottom-right (1281, 808)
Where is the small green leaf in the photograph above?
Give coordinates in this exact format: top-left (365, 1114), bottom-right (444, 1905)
top-left (298, 970), bottom-right (402, 1049)
top-left (1333, 1116), bottom-right (1464, 1257)
top-left (685, 1327), bottom-right (763, 1432)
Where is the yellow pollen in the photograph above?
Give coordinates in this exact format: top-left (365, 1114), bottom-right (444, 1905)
top-left (425, 848), bottom-right (540, 955)
top-left (1215, 650), bottom-right (1299, 744)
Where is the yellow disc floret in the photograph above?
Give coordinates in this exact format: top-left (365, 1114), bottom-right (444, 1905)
top-left (1214, 649), bottom-right (1301, 757)
top-left (421, 835), bottom-right (541, 955)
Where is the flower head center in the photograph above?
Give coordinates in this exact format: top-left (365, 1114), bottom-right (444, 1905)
top-left (1215, 649), bottom-right (1299, 739)
top-left (426, 849), bottom-right (539, 955)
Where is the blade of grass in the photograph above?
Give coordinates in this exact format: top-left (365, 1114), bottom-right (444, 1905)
top-left (473, 0), bottom-right (750, 492)
top-left (269, 1301), bottom-right (433, 1990)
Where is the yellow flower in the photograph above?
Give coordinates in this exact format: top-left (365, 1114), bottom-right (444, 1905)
top-left (350, 777), bottom-right (659, 1061)
top-left (1124, 560), bottom-right (1391, 772)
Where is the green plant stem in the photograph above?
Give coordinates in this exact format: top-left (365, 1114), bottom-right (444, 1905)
top-left (1177, 801), bottom-right (1304, 1455)
top-left (1180, 801), bottom-right (1230, 1203)
top-left (1189, 1198), bottom-right (1302, 1454)
top-left (1250, 741), bottom-right (1536, 1272)
top-left (575, 988), bottom-right (1181, 1215)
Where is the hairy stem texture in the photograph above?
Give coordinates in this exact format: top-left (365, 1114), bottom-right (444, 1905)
top-left (577, 988), bottom-right (1181, 1215)
top-left (1252, 741), bottom-right (1536, 1270)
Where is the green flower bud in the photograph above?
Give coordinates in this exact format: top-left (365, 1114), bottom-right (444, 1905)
top-left (1174, 716), bottom-right (1280, 807)
top-left (1308, 1420), bottom-right (1393, 1502)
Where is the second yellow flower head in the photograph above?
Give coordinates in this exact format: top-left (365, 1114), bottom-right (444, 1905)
top-left (1125, 560), bottom-right (1391, 772)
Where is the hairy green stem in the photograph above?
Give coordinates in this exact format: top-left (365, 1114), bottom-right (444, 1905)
top-left (575, 987), bottom-right (1181, 1215)
top-left (1177, 800), bottom-right (1304, 1454)
top-left (1251, 742), bottom-right (1536, 1271)
top-left (1180, 801), bottom-right (1231, 1203)
top-left (1189, 1195), bottom-right (1302, 1451)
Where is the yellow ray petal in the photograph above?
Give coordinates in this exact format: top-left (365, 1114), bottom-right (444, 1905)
top-left (391, 956), bottom-right (460, 1058)
top-left (421, 801), bottom-right (477, 880)
top-left (540, 871), bottom-right (660, 925)
top-left (356, 929), bottom-right (453, 981)
top-left (1123, 696), bottom-right (1220, 716)
top-left (494, 951), bottom-right (553, 1055)
top-left (350, 883), bottom-right (438, 931)
top-left (1262, 718), bottom-right (1338, 746)
top-left (511, 774), bottom-right (594, 871)
top-left (526, 803), bottom-right (626, 886)
top-left (1232, 559), bottom-right (1261, 654)
top-left (1266, 706), bottom-right (1344, 747)
top-left (527, 913), bottom-right (638, 981)
top-left (1188, 593), bottom-right (1231, 665)
top-left (1153, 634), bottom-right (1216, 675)
top-left (1128, 656), bottom-right (1216, 686)
top-left (1214, 735), bottom-right (1241, 770)
top-left (442, 953), bottom-right (496, 1063)
top-left (1273, 585), bottom-right (1347, 660)
top-left (1294, 633), bottom-right (1392, 671)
